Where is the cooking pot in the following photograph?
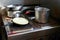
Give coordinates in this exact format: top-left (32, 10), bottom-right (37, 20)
top-left (35, 6), bottom-right (50, 23)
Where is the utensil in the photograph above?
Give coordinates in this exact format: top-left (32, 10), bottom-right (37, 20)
top-left (6, 5), bottom-right (15, 17)
top-left (12, 17), bottom-right (29, 25)
top-left (35, 6), bottom-right (50, 23)
top-left (13, 11), bottom-right (21, 18)
top-left (13, 6), bottom-right (23, 10)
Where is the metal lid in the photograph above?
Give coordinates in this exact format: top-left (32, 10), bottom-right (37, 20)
top-left (13, 11), bottom-right (21, 18)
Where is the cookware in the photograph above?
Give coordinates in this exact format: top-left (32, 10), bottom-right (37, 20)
top-left (35, 6), bottom-right (50, 23)
top-left (12, 17), bottom-right (29, 25)
top-left (6, 5), bottom-right (23, 17)
top-left (13, 11), bottom-right (21, 18)
top-left (13, 6), bottom-right (23, 11)
top-left (6, 5), bottom-right (15, 17)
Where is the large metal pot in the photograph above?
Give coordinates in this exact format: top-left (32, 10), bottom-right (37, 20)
top-left (35, 6), bottom-right (50, 23)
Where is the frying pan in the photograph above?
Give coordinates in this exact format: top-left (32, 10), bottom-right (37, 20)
top-left (12, 17), bottom-right (29, 25)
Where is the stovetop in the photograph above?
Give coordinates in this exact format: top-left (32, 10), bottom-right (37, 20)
top-left (3, 14), bottom-right (60, 36)
top-left (9, 23), bottom-right (33, 31)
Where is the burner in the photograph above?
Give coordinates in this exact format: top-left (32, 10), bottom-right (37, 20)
top-left (9, 23), bottom-right (33, 32)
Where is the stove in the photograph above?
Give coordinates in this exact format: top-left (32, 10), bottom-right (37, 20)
top-left (9, 23), bottom-right (33, 33)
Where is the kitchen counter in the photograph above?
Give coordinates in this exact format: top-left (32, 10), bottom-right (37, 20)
top-left (7, 18), bottom-right (60, 40)
top-left (2, 14), bottom-right (60, 40)
top-left (8, 25), bottom-right (60, 37)
top-left (8, 25), bottom-right (53, 37)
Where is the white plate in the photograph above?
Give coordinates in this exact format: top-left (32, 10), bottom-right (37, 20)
top-left (13, 17), bottom-right (29, 25)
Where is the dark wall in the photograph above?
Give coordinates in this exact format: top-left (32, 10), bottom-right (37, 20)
top-left (23, 0), bottom-right (60, 18)
top-left (38, 0), bottom-right (60, 18)
top-left (0, 0), bottom-right (60, 18)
